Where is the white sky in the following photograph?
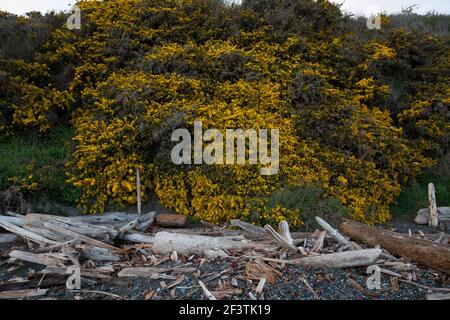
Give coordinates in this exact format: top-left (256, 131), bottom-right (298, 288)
top-left (0, 0), bottom-right (449, 16)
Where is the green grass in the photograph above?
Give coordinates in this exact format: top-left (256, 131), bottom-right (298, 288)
top-left (390, 154), bottom-right (450, 219)
top-left (268, 184), bottom-right (349, 231)
top-left (0, 126), bottom-right (80, 206)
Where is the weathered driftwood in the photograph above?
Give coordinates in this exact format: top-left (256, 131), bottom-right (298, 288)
top-left (0, 215), bottom-right (24, 227)
top-left (152, 231), bottom-right (256, 255)
top-left (0, 233), bottom-right (18, 243)
top-left (156, 213), bottom-right (189, 228)
top-left (428, 183), bottom-right (439, 227)
top-left (0, 277), bottom-right (66, 291)
top-left (415, 207), bottom-right (450, 225)
top-left (312, 231), bottom-right (326, 253)
top-left (264, 225), bottom-right (297, 252)
top-left (294, 249), bottom-right (382, 268)
top-left (118, 266), bottom-right (196, 278)
top-left (118, 267), bottom-right (174, 279)
top-left (0, 288), bottom-right (48, 299)
top-left (75, 244), bottom-right (121, 262)
top-left (119, 231), bottom-right (155, 244)
top-left (42, 266), bottom-right (113, 279)
top-left (341, 220), bottom-right (450, 274)
top-left (315, 216), bottom-right (350, 246)
top-left (43, 222), bottom-right (119, 252)
top-left (230, 219), bottom-right (268, 239)
top-left (0, 218), bottom-right (56, 246)
top-left (25, 214), bottom-right (119, 240)
top-left (71, 212), bottom-right (140, 226)
top-left (278, 221), bottom-right (294, 246)
top-left (9, 250), bottom-right (67, 267)
top-left (426, 292), bottom-right (450, 300)
top-left (198, 280), bottom-right (217, 300)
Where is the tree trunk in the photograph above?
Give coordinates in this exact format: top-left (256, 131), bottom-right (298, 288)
top-left (340, 220), bottom-right (450, 274)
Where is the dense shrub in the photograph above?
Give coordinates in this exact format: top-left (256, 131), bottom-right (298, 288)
top-left (0, 0), bottom-right (448, 226)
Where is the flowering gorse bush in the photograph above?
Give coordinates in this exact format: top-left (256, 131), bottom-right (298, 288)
top-left (1, 0), bottom-right (448, 226)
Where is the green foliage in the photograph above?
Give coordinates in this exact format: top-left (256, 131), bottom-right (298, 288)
top-left (267, 185), bottom-right (349, 230)
top-left (0, 126), bottom-right (79, 205)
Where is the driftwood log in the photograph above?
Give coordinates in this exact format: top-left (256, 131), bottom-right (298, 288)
top-left (294, 249), bottom-right (381, 268)
top-left (341, 220), bottom-right (450, 274)
top-left (152, 231), bottom-right (256, 255)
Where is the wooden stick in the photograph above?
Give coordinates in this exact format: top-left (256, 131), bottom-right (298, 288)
top-left (255, 278), bottom-right (266, 294)
top-left (428, 183), bottom-right (439, 227)
top-left (198, 280), bottom-right (217, 300)
top-left (315, 216), bottom-right (350, 246)
top-left (136, 167), bottom-right (141, 215)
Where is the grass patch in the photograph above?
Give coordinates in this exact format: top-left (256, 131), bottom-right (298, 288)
top-left (0, 126), bottom-right (79, 206)
top-left (268, 185), bottom-right (349, 231)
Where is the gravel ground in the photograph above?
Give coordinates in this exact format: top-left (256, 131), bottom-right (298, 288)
top-left (1, 218), bottom-right (449, 301)
top-left (1, 243), bottom-right (449, 301)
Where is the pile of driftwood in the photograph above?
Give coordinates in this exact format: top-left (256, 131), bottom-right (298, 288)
top-left (0, 212), bottom-right (449, 300)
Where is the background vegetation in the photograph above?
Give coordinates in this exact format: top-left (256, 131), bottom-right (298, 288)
top-left (0, 0), bottom-right (448, 227)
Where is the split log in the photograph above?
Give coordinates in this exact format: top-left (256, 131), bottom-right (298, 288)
top-left (415, 207), bottom-right (450, 225)
top-left (156, 213), bottom-right (188, 228)
top-left (230, 219), bottom-right (268, 239)
top-left (0, 288), bottom-right (48, 299)
top-left (0, 233), bottom-right (18, 243)
top-left (152, 231), bottom-right (256, 255)
top-left (428, 183), bottom-right (439, 227)
top-left (0, 218), bottom-right (56, 246)
top-left (341, 220), bottom-right (450, 274)
top-left (294, 249), bottom-right (381, 268)
top-left (9, 250), bottom-right (67, 267)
